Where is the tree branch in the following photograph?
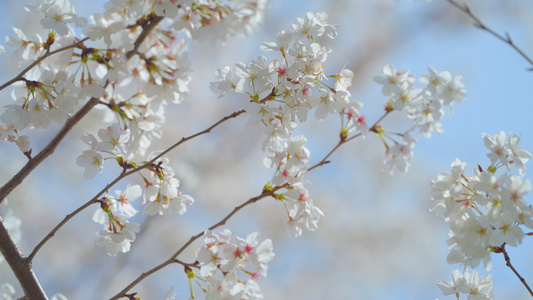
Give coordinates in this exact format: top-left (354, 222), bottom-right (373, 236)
top-left (447, 0), bottom-right (533, 69)
top-left (109, 184), bottom-right (288, 300)
top-left (0, 97), bottom-right (100, 203)
top-left (500, 243), bottom-right (533, 297)
top-left (0, 12), bottom-right (168, 300)
top-left (0, 216), bottom-right (47, 299)
top-left (308, 110), bottom-right (390, 172)
top-left (110, 107), bottom-right (394, 299)
top-left (28, 109), bottom-right (246, 260)
top-left (0, 13), bottom-right (164, 204)
top-left (0, 37), bottom-right (89, 92)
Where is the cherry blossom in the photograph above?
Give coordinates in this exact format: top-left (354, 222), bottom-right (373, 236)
top-left (432, 132), bottom-right (533, 299)
top-left (76, 149), bottom-right (104, 179)
top-left (196, 230), bottom-right (274, 299)
top-left (94, 213), bottom-right (140, 256)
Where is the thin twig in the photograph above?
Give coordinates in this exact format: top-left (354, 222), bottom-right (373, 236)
top-left (500, 244), bottom-right (533, 297)
top-left (447, 0), bottom-right (533, 68)
top-left (28, 193), bottom-right (101, 261)
top-left (308, 110), bottom-right (390, 172)
top-left (0, 37), bottom-right (89, 92)
top-left (130, 109), bottom-right (246, 173)
top-left (0, 12), bottom-right (167, 300)
top-left (109, 184), bottom-right (288, 300)
top-left (28, 109), bottom-right (246, 260)
top-left (110, 108), bottom-right (395, 299)
top-left (0, 13), bottom-right (162, 203)
top-left (0, 97), bottom-right (101, 203)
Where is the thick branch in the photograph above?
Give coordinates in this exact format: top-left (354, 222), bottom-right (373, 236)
top-left (0, 12), bottom-right (167, 300)
top-left (0, 217), bottom-right (47, 300)
top-left (0, 11), bottom-right (164, 203)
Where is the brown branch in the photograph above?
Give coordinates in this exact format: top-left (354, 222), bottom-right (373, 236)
top-left (27, 199), bottom-right (99, 262)
top-left (28, 109), bottom-right (246, 261)
top-left (0, 96), bottom-right (101, 202)
top-left (0, 37), bottom-right (89, 92)
top-left (109, 184), bottom-right (287, 300)
top-left (131, 109), bottom-right (246, 169)
top-left (447, 0), bottom-right (533, 69)
top-left (173, 259), bottom-right (199, 269)
top-left (308, 110), bottom-right (390, 172)
top-left (0, 12), bottom-right (164, 204)
top-left (0, 12), bottom-right (168, 300)
top-left (500, 244), bottom-right (533, 297)
top-left (109, 106), bottom-right (396, 299)
top-left (0, 216), bottom-right (47, 299)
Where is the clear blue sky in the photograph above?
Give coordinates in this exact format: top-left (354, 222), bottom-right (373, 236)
top-left (1, 1), bottom-right (533, 299)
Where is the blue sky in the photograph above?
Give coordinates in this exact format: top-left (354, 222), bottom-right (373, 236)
top-left (1, 0), bottom-right (533, 299)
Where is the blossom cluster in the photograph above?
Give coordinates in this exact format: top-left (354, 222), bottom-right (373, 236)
top-left (210, 12), bottom-right (357, 237)
top-left (264, 135), bottom-right (324, 237)
top-left (0, 0), bottom-right (268, 297)
top-left (0, 0), bottom-right (269, 255)
top-left (211, 12), bottom-right (356, 150)
top-left (431, 131), bottom-right (533, 299)
top-left (374, 64), bottom-right (466, 173)
top-left (0, 0), bottom-right (476, 298)
top-left (92, 156), bottom-right (194, 256)
top-left (0, 0), bottom-right (269, 158)
top-left (195, 229), bottom-right (275, 299)
top-left (437, 269), bottom-right (493, 300)
top-left (211, 12), bottom-right (467, 238)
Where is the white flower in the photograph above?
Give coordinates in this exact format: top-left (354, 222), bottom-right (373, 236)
top-left (39, 0), bottom-right (77, 35)
top-left (420, 67), bottom-right (452, 97)
top-left (234, 57), bottom-right (273, 95)
top-left (114, 184), bottom-right (142, 217)
top-left (95, 220), bottom-right (140, 256)
top-left (458, 270), bottom-right (493, 300)
top-left (373, 63), bottom-right (414, 97)
top-left (84, 13), bottom-right (125, 46)
top-left (196, 229), bottom-right (273, 298)
top-left (309, 89), bottom-right (337, 120)
top-left (260, 29), bottom-right (292, 52)
top-left (437, 269), bottom-right (463, 296)
top-left (507, 132), bottom-right (532, 174)
top-left (210, 66), bottom-right (234, 98)
top-left (143, 175), bottom-right (194, 217)
top-left (483, 131), bottom-right (508, 168)
top-left (334, 68), bottom-right (354, 92)
top-left (76, 149), bottom-right (104, 179)
top-left (383, 133), bottom-right (415, 174)
top-left (97, 123), bottom-right (131, 155)
top-left (16, 135), bottom-right (31, 153)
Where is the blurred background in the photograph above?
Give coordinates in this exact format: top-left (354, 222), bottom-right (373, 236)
top-left (1, 0), bottom-right (533, 299)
